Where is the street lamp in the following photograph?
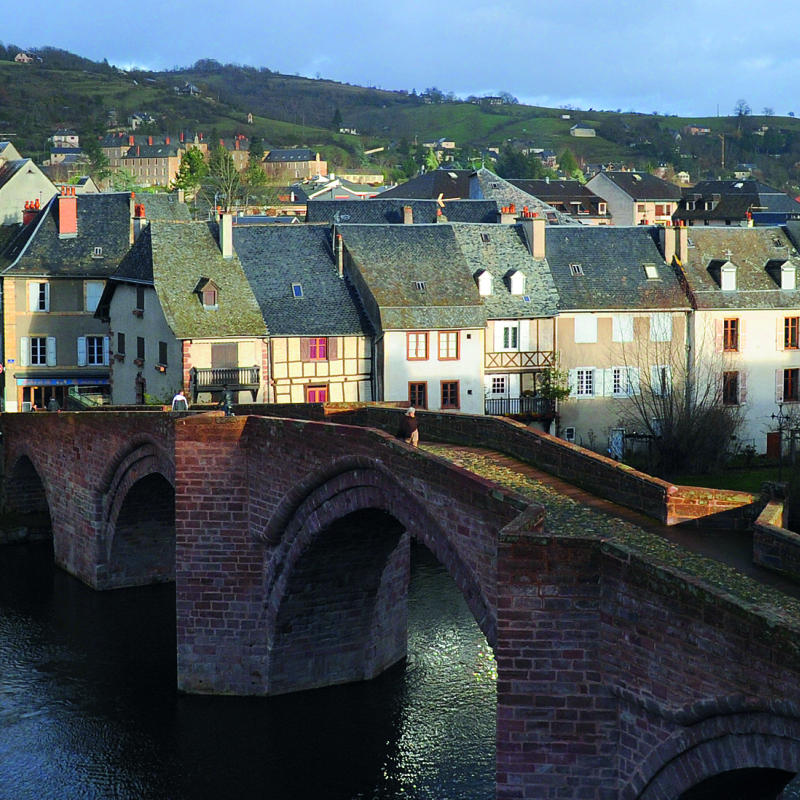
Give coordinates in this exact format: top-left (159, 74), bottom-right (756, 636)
top-left (771, 403), bottom-right (790, 482)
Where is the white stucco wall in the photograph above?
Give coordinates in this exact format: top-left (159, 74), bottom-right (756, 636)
top-left (383, 328), bottom-right (485, 414)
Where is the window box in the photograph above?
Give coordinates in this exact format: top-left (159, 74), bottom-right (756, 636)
top-left (132, 309), bottom-right (144, 318)
top-left (134, 358), bottom-right (144, 367)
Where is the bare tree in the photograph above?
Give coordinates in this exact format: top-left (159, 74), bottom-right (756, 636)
top-left (763, 107), bottom-right (775, 117)
top-left (612, 322), bottom-right (747, 479)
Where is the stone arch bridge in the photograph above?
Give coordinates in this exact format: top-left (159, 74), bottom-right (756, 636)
top-left (4, 408), bottom-right (800, 799)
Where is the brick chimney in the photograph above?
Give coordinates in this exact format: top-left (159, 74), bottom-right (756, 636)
top-left (219, 213), bottom-right (233, 259)
top-left (129, 135), bottom-right (134, 146)
top-left (235, 139), bottom-right (239, 150)
top-left (180, 131), bottom-right (185, 143)
top-left (403, 205), bottom-right (413, 224)
top-left (148, 136), bottom-right (153, 146)
top-left (518, 212), bottom-right (545, 259)
top-left (58, 186), bottom-right (78, 238)
top-left (22, 199), bottom-right (40, 226)
top-left (165, 136), bottom-right (170, 145)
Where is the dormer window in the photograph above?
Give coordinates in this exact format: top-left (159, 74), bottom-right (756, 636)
top-left (598, 203), bottom-right (607, 215)
top-left (476, 270), bottom-right (493, 296)
top-left (508, 270), bottom-right (525, 295)
top-left (194, 277), bottom-right (220, 309)
top-left (782, 265), bottom-right (797, 291)
top-left (720, 264), bottom-right (737, 291)
top-left (643, 262), bottom-right (660, 280)
top-left (292, 282), bottom-right (304, 298)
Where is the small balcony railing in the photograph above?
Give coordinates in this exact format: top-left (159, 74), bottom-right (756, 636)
top-left (189, 366), bottom-right (260, 401)
top-left (485, 351), bottom-right (555, 369)
top-left (485, 396), bottom-right (555, 417)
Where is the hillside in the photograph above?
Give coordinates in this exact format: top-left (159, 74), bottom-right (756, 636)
top-left (3, 49), bottom-right (800, 191)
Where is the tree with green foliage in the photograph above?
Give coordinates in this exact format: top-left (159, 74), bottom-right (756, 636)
top-left (558, 147), bottom-right (582, 181)
top-left (331, 107), bottom-right (342, 131)
top-left (80, 135), bottom-right (111, 183)
top-left (248, 136), bottom-right (265, 164)
top-left (111, 168), bottom-right (141, 192)
top-left (424, 147), bottom-right (440, 172)
top-left (172, 148), bottom-right (208, 199)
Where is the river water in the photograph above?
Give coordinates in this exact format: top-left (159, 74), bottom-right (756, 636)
top-left (0, 540), bottom-right (495, 800)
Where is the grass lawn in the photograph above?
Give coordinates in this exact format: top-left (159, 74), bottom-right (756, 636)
top-left (671, 465), bottom-right (784, 493)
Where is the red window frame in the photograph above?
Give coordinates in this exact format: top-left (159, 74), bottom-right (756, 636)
top-left (722, 371), bottom-right (739, 405)
top-left (409, 382), bottom-right (428, 409)
top-left (305, 384), bottom-right (329, 403)
top-left (438, 331), bottom-right (459, 361)
top-left (441, 380), bottom-right (460, 409)
top-left (723, 318), bottom-right (739, 351)
top-left (407, 332), bottom-right (428, 361)
top-left (308, 337), bottom-right (328, 361)
top-left (786, 317), bottom-right (799, 350)
top-left (785, 369), bottom-right (800, 402)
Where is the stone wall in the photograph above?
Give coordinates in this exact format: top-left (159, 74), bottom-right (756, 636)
top-left (754, 500), bottom-right (800, 580)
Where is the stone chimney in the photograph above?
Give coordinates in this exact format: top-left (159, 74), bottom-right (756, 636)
top-left (58, 187), bottom-right (78, 238)
top-left (220, 213), bottom-right (233, 259)
top-left (660, 224), bottom-right (688, 265)
top-left (518, 212), bottom-right (545, 259)
top-left (403, 205), bottom-right (413, 224)
top-left (336, 233), bottom-right (344, 278)
top-left (498, 203), bottom-right (517, 224)
top-left (133, 198), bottom-right (147, 241)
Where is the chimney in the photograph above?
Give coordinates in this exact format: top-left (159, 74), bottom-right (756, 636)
top-left (58, 186), bottom-right (78, 238)
top-left (676, 223), bottom-right (688, 264)
top-left (165, 136), bottom-right (170, 145)
top-left (148, 136), bottom-right (153, 146)
top-left (659, 226), bottom-right (675, 265)
top-left (22, 199), bottom-right (40, 226)
top-left (129, 135), bottom-right (134, 146)
top-left (336, 233), bottom-right (344, 278)
top-left (136, 146), bottom-right (140, 156)
top-left (177, 188), bottom-right (185, 204)
top-left (180, 131), bottom-right (185, 143)
top-left (133, 200), bottom-right (147, 241)
top-left (235, 139), bottom-right (239, 150)
top-left (518, 212), bottom-right (545, 259)
top-left (498, 205), bottom-right (516, 224)
top-left (403, 205), bottom-right (413, 224)
top-left (220, 213), bottom-right (233, 259)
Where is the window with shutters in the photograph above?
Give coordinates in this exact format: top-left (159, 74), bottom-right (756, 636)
top-left (211, 343), bottom-right (237, 368)
top-left (574, 316), bottom-right (598, 343)
top-left (651, 365), bottom-right (671, 396)
top-left (86, 336), bottom-right (104, 365)
top-left (650, 313), bottom-right (672, 342)
top-left (498, 324), bottom-right (518, 351)
top-left (158, 341), bottom-right (168, 367)
top-left (409, 382), bottom-right (427, 409)
top-left (785, 317), bottom-right (799, 350)
top-left (612, 314), bottom-right (634, 343)
top-left (305, 384), bottom-right (328, 402)
top-left (612, 367), bottom-right (635, 397)
top-left (785, 369), bottom-right (800, 402)
top-left (30, 337), bottom-right (47, 365)
top-left (28, 282), bottom-right (49, 312)
top-left (723, 371), bottom-right (740, 405)
top-left (576, 368), bottom-right (594, 397)
top-left (407, 332), bottom-right (428, 360)
top-left (309, 337), bottom-right (327, 361)
top-left (491, 376), bottom-right (507, 395)
top-left (441, 380), bottom-right (460, 409)
top-left (136, 285), bottom-right (146, 311)
top-left (438, 331), bottom-right (459, 360)
top-left (723, 318), bottom-right (739, 351)
top-left (137, 336), bottom-right (145, 362)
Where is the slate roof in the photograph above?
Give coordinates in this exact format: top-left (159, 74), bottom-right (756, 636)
top-left (377, 169), bottom-right (472, 200)
top-left (450, 223), bottom-right (559, 319)
top-left (679, 226), bottom-right (800, 310)
top-left (124, 144), bottom-right (182, 159)
top-left (0, 159), bottom-right (32, 191)
top-left (137, 193), bottom-right (193, 220)
top-left (674, 180), bottom-right (800, 223)
top-left (265, 149), bottom-right (315, 163)
top-left (508, 179), bottom-right (610, 219)
top-left (232, 224), bottom-right (372, 337)
top-left (592, 171), bottom-right (683, 201)
top-left (339, 224), bottom-right (486, 331)
top-left (544, 226), bottom-right (690, 311)
top-left (111, 220), bottom-right (268, 339)
top-left (306, 198), bottom-right (500, 225)
top-left (471, 169), bottom-right (576, 225)
top-left (1, 192), bottom-right (134, 278)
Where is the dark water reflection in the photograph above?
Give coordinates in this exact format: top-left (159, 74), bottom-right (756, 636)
top-left (0, 541), bottom-right (495, 800)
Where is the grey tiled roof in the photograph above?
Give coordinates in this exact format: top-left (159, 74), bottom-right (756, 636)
top-left (339, 224), bottom-right (486, 331)
top-left (679, 226), bottom-right (800, 310)
top-left (232, 224), bottom-right (372, 337)
top-left (307, 198), bottom-right (500, 225)
top-left (148, 221), bottom-right (267, 338)
top-left (1, 192), bottom-right (134, 278)
top-left (124, 144), bottom-right (182, 159)
top-left (450, 223), bottom-right (560, 319)
top-left (545, 226), bottom-right (690, 311)
top-left (674, 180), bottom-right (800, 222)
top-left (471, 169), bottom-right (577, 225)
top-left (592, 171), bottom-right (683, 201)
top-left (377, 169), bottom-right (472, 199)
top-left (265, 149), bottom-right (315, 162)
top-left (138, 193), bottom-right (193, 220)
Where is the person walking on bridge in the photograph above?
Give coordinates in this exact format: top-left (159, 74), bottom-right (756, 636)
top-left (397, 407), bottom-right (419, 447)
top-left (218, 385), bottom-right (234, 417)
top-left (171, 391), bottom-right (189, 412)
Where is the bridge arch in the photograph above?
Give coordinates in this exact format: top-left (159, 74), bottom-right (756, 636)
top-left (5, 450), bottom-right (52, 523)
top-left (261, 458), bottom-right (495, 694)
top-left (101, 437), bottom-right (176, 588)
top-left (628, 705), bottom-right (800, 800)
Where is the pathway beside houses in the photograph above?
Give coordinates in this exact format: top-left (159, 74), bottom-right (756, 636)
top-left (422, 443), bottom-right (800, 604)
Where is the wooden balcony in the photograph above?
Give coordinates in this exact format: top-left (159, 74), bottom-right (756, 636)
top-left (189, 366), bottom-right (260, 402)
top-left (485, 351), bottom-right (555, 370)
top-left (485, 396), bottom-right (555, 418)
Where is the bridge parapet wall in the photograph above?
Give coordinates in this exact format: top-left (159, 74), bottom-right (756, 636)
top-left (175, 414), bottom-right (539, 696)
top-left (242, 404), bottom-right (757, 528)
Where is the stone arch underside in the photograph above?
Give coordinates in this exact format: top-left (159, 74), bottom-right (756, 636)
top-left (631, 708), bottom-right (800, 800)
top-left (4, 452), bottom-right (52, 538)
top-left (102, 439), bottom-right (176, 589)
top-left (261, 462), bottom-right (496, 695)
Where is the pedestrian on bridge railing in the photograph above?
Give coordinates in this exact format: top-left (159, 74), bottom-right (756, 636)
top-left (397, 407), bottom-right (419, 447)
top-left (171, 391), bottom-right (189, 412)
top-left (218, 385), bottom-right (234, 417)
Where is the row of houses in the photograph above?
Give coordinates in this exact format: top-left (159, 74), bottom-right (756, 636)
top-left (1, 180), bottom-right (798, 459)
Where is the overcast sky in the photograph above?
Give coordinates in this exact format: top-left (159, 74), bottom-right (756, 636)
top-left (6, 0), bottom-right (800, 118)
